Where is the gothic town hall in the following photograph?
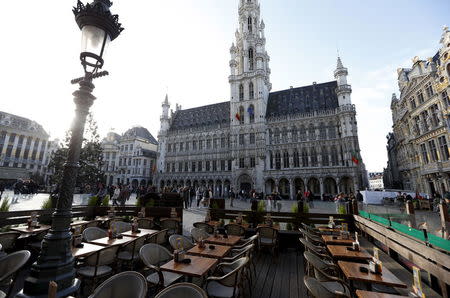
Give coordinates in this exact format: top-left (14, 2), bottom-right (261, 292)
top-left (157, 0), bottom-right (366, 199)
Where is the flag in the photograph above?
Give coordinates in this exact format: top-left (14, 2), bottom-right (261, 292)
top-left (247, 106), bottom-right (254, 116)
top-left (351, 152), bottom-right (360, 165)
top-left (235, 113), bottom-right (241, 121)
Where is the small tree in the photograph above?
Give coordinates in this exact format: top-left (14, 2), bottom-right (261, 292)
top-left (47, 113), bottom-right (104, 189)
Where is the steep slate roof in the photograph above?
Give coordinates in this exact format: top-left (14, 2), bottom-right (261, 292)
top-left (123, 126), bottom-right (158, 145)
top-left (266, 81), bottom-right (339, 118)
top-left (170, 101), bottom-right (230, 130)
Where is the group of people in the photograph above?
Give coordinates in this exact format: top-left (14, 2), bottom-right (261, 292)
top-left (0, 179), bottom-right (40, 203)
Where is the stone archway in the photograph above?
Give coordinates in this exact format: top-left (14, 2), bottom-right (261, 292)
top-left (237, 174), bottom-right (252, 193)
top-left (193, 180), bottom-right (199, 189)
top-left (294, 178), bottom-right (305, 195)
top-left (340, 176), bottom-right (353, 194)
top-left (324, 177), bottom-right (337, 197)
top-left (279, 178), bottom-right (290, 198)
top-left (160, 180), bottom-right (165, 189)
top-left (185, 180), bottom-right (192, 187)
top-left (207, 180), bottom-right (214, 191)
top-left (131, 179), bottom-right (139, 190)
top-left (307, 177), bottom-right (320, 197)
top-left (265, 178), bottom-right (275, 194)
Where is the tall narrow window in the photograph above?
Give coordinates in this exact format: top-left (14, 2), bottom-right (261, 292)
top-left (438, 136), bottom-right (449, 160)
top-left (239, 84), bottom-right (244, 101)
top-left (331, 146), bottom-right (338, 166)
top-left (311, 148), bottom-right (318, 167)
top-left (302, 149), bottom-right (309, 167)
top-left (247, 16), bottom-right (252, 33)
top-left (249, 82), bottom-right (254, 99)
top-left (322, 147), bottom-right (329, 166)
top-left (269, 151), bottom-right (273, 169)
top-left (292, 126), bottom-right (298, 142)
top-left (429, 140), bottom-right (439, 161)
top-left (248, 48), bottom-right (254, 70)
top-left (283, 151), bottom-right (290, 168)
top-left (420, 143), bottom-right (429, 164)
top-left (239, 106), bottom-right (245, 124)
top-left (249, 104), bottom-right (255, 123)
top-left (293, 149), bottom-right (300, 167)
top-left (275, 152), bottom-right (281, 169)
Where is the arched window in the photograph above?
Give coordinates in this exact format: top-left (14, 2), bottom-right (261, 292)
top-left (283, 151), bottom-right (290, 168)
top-left (319, 122), bottom-right (327, 139)
top-left (308, 124), bottom-right (316, 140)
top-left (248, 16), bottom-right (252, 33)
top-left (328, 123), bottom-right (336, 139)
top-left (239, 106), bottom-right (245, 124)
top-left (282, 127), bottom-right (288, 143)
top-left (293, 149), bottom-right (300, 167)
top-left (248, 48), bottom-right (254, 70)
top-left (291, 126), bottom-right (298, 142)
top-left (239, 84), bottom-right (244, 101)
top-left (302, 149), bottom-right (309, 167)
top-left (249, 104), bottom-right (255, 123)
top-left (299, 126), bottom-right (306, 141)
top-left (275, 151), bottom-right (281, 169)
top-left (274, 128), bottom-right (280, 144)
top-left (322, 146), bottom-right (329, 166)
top-left (269, 151), bottom-right (273, 169)
top-left (249, 82), bottom-right (254, 99)
top-left (311, 148), bottom-right (318, 167)
top-left (331, 146), bottom-right (338, 166)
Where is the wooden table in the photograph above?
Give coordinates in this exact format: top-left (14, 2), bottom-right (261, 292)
top-left (256, 224), bottom-right (280, 230)
top-left (121, 228), bottom-right (158, 238)
top-left (205, 235), bottom-right (241, 246)
top-left (206, 221), bottom-right (221, 227)
top-left (338, 261), bottom-right (407, 291)
top-left (356, 290), bottom-right (409, 298)
top-left (187, 244), bottom-right (231, 259)
top-left (322, 235), bottom-right (354, 245)
top-left (161, 255), bottom-right (217, 282)
top-left (327, 245), bottom-right (373, 261)
top-left (72, 243), bottom-right (104, 258)
top-left (10, 225), bottom-right (51, 234)
top-left (88, 235), bottom-right (134, 246)
top-left (161, 217), bottom-right (181, 222)
top-left (317, 226), bottom-right (341, 233)
top-left (70, 220), bottom-right (90, 227)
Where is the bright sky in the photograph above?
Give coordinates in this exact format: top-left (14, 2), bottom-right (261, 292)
top-left (1, 0), bottom-right (449, 172)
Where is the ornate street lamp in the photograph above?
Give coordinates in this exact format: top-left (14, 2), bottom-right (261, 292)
top-left (19, 1), bottom-right (123, 297)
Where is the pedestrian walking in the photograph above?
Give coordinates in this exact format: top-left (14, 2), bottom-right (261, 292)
top-left (229, 188), bottom-right (235, 207)
top-left (112, 185), bottom-right (120, 206)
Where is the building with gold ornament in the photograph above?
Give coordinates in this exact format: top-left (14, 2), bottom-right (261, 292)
top-left (385, 26), bottom-right (450, 195)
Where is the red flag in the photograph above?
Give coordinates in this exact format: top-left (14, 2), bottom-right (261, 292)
top-left (235, 113), bottom-right (241, 121)
top-left (351, 152), bottom-right (359, 165)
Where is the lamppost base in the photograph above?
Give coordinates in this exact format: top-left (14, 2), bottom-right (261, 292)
top-left (16, 279), bottom-right (80, 298)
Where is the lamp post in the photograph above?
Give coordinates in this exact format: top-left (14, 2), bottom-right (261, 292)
top-left (20, 1), bottom-right (123, 296)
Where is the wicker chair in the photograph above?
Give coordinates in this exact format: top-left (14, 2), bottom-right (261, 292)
top-left (88, 271), bottom-right (147, 298)
top-left (155, 282), bottom-right (208, 298)
top-left (301, 223), bottom-right (322, 236)
top-left (139, 244), bottom-right (183, 290)
top-left (299, 238), bottom-right (333, 262)
top-left (0, 232), bottom-right (21, 252)
top-left (221, 244), bottom-right (254, 294)
top-left (298, 227), bottom-right (325, 246)
top-left (118, 236), bottom-right (146, 270)
top-left (0, 250), bottom-right (30, 297)
top-left (161, 219), bottom-right (180, 236)
top-left (110, 221), bottom-right (132, 233)
top-left (82, 221), bottom-right (100, 230)
top-left (168, 235), bottom-right (194, 251)
top-left (190, 227), bottom-right (209, 243)
top-left (304, 276), bottom-right (351, 298)
top-left (193, 222), bottom-right (214, 234)
top-left (233, 235), bottom-right (258, 249)
top-left (27, 230), bottom-right (48, 252)
top-left (138, 218), bottom-right (157, 229)
top-left (83, 227), bottom-right (108, 242)
top-left (77, 245), bottom-right (120, 293)
top-left (205, 257), bottom-right (249, 298)
top-left (256, 227), bottom-right (278, 255)
top-left (147, 229), bottom-right (169, 246)
top-left (303, 251), bottom-right (351, 296)
top-left (224, 224), bottom-right (245, 237)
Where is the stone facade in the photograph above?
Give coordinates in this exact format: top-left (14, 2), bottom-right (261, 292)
top-left (156, 0), bottom-right (366, 199)
top-left (0, 111), bottom-right (53, 183)
top-left (101, 127), bottom-right (157, 188)
top-left (386, 27), bottom-right (450, 195)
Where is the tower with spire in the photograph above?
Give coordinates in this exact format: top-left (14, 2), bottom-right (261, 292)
top-left (228, 0), bottom-right (272, 190)
top-left (157, 94), bottom-right (171, 173)
top-left (334, 57), bottom-right (352, 106)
